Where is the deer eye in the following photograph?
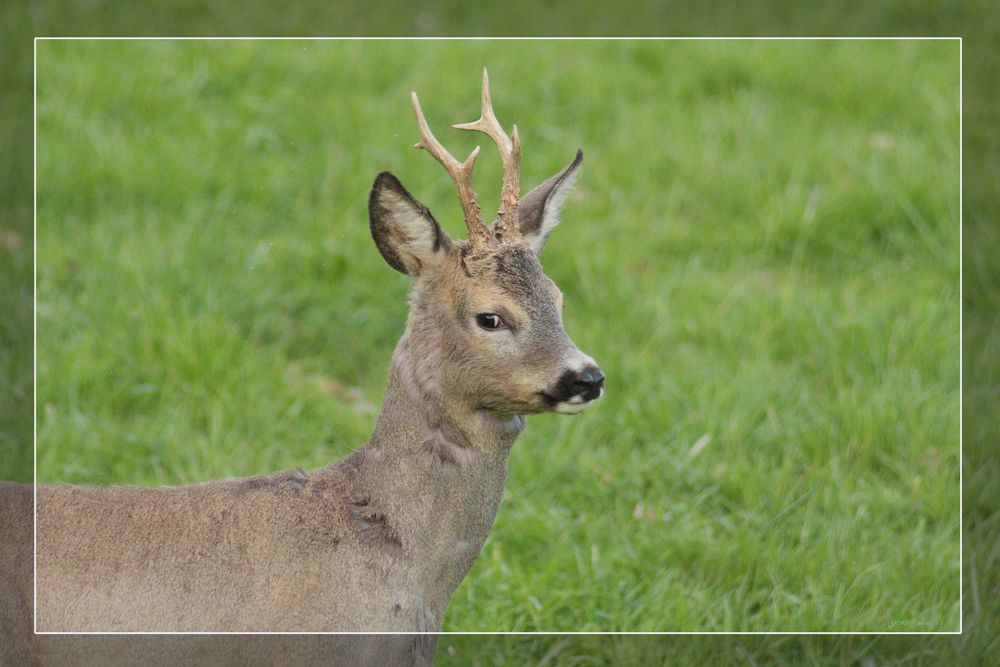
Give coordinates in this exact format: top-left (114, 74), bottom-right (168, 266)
top-left (475, 313), bottom-right (505, 331)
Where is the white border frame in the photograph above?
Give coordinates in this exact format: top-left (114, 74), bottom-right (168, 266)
top-left (32, 36), bottom-right (964, 637)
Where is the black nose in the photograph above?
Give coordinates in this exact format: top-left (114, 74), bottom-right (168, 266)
top-left (571, 366), bottom-right (605, 401)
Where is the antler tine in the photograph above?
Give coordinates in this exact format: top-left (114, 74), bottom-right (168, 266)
top-left (453, 68), bottom-right (522, 242)
top-left (411, 91), bottom-right (491, 248)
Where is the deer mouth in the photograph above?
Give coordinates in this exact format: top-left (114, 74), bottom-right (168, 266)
top-left (538, 389), bottom-right (602, 415)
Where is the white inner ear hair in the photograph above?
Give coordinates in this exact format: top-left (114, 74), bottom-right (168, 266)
top-left (539, 168), bottom-right (580, 237)
top-left (382, 189), bottom-right (438, 258)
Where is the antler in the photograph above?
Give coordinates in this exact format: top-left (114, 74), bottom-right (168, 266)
top-left (453, 68), bottom-right (522, 242)
top-left (411, 92), bottom-right (492, 248)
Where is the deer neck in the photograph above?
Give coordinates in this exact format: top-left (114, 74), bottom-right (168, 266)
top-left (327, 314), bottom-right (524, 602)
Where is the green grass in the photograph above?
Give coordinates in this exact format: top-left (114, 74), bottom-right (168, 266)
top-left (35, 39), bottom-right (959, 632)
top-left (0, 0), bottom-right (33, 483)
top-left (0, 214), bottom-right (30, 480)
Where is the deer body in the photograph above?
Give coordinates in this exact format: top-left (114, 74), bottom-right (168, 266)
top-left (33, 353), bottom-right (517, 634)
top-left (2, 70), bottom-right (602, 665)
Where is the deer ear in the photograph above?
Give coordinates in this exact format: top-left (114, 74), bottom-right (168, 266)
top-left (369, 172), bottom-right (452, 276)
top-left (517, 149), bottom-right (583, 254)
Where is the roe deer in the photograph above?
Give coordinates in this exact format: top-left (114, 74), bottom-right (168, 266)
top-left (0, 69), bottom-right (603, 666)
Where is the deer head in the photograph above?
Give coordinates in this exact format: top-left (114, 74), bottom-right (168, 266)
top-left (368, 69), bottom-right (604, 418)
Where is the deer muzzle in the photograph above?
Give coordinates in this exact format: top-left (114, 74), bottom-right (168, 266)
top-left (543, 354), bottom-right (605, 415)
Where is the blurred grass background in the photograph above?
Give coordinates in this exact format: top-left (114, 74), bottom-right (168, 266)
top-left (2, 0), bottom-right (996, 662)
top-left (34, 40), bottom-right (959, 633)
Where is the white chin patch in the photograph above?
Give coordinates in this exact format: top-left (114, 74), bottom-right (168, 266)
top-left (554, 396), bottom-right (592, 415)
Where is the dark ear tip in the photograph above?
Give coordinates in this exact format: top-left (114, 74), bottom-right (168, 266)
top-left (373, 171), bottom-right (403, 191)
top-left (370, 172), bottom-right (412, 210)
top-left (574, 148), bottom-right (584, 164)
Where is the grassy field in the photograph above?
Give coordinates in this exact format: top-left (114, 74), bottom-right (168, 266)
top-left (35, 40), bottom-right (959, 632)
